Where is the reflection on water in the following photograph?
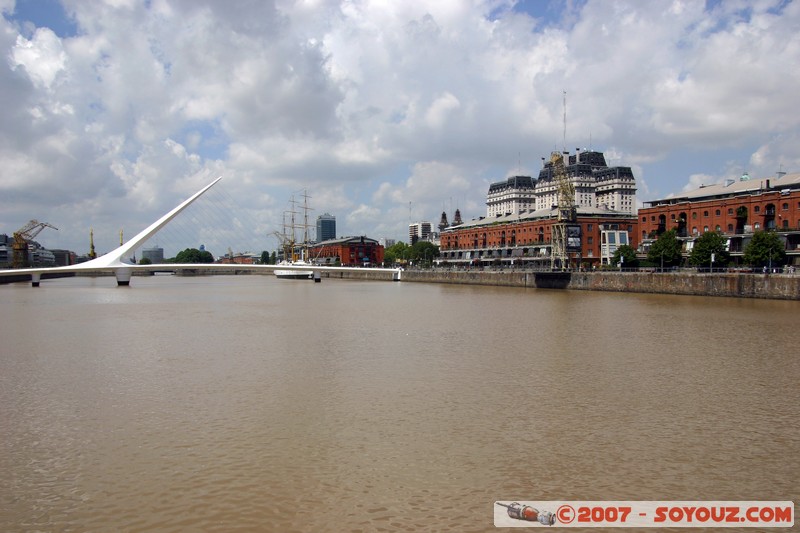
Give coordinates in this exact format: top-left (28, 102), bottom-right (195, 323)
top-left (1, 276), bottom-right (798, 531)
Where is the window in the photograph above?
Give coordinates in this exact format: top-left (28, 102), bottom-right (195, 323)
top-left (642, 216), bottom-right (646, 222)
top-left (588, 236), bottom-right (593, 244)
top-left (727, 208), bottom-right (733, 215)
top-left (588, 224), bottom-right (593, 231)
top-left (692, 212), bottom-right (697, 220)
top-left (715, 225), bottom-right (721, 231)
top-left (703, 226), bottom-right (709, 232)
top-left (783, 219), bottom-right (789, 229)
top-left (727, 224), bottom-right (733, 232)
top-left (754, 222), bottom-right (761, 229)
top-left (703, 210), bottom-right (709, 217)
top-left (754, 206), bottom-right (760, 213)
top-left (715, 209), bottom-right (721, 216)
top-left (782, 202), bottom-right (789, 211)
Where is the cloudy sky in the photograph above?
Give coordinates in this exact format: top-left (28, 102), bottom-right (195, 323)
top-left (1, 0), bottom-right (799, 258)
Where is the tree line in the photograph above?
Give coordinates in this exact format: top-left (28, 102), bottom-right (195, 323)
top-left (611, 229), bottom-right (788, 270)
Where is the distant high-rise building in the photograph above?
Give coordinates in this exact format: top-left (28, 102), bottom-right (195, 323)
top-left (142, 246), bottom-right (164, 264)
top-left (408, 222), bottom-right (432, 244)
top-left (317, 213), bottom-right (336, 242)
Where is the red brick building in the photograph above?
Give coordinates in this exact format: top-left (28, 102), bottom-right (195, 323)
top-left (639, 172), bottom-right (800, 263)
top-left (439, 207), bottom-right (638, 269)
top-left (307, 236), bottom-right (384, 266)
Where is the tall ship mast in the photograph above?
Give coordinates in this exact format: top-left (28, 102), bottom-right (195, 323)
top-left (273, 190), bottom-right (314, 279)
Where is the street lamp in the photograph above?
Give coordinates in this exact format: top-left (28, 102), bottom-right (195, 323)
top-left (768, 242), bottom-right (772, 274)
top-left (619, 253), bottom-right (624, 272)
top-left (710, 252), bottom-right (715, 273)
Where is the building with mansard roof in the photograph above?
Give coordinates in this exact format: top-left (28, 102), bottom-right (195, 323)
top-left (486, 149), bottom-right (637, 218)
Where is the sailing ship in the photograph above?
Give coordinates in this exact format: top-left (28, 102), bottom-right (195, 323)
top-left (273, 191), bottom-right (314, 279)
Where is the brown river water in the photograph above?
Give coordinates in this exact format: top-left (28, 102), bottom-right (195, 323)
top-left (1, 275), bottom-right (797, 532)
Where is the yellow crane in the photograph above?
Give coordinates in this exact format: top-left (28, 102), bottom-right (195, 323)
top-left (12, 220), bottom-right (58, 268)
top-left (549, 151), bottom-right (576, 270)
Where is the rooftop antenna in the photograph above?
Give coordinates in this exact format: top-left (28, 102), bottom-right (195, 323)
top-left (562, 90), bottom-right (567, 153)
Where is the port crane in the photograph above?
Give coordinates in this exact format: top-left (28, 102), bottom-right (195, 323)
top-left (12, 220), bottom-right (58, 268)
top-left (549, 150), bottom-right (576, 270)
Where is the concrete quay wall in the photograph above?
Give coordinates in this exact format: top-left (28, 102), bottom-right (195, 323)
top-left (396, 270), bottom-right (800, 300)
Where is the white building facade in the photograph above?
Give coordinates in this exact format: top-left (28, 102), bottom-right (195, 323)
top-left (486, 150), bottom-right (637, 218)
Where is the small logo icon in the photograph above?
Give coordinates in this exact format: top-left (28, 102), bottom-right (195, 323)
top-left (496, 502), bottom-right (556, 525)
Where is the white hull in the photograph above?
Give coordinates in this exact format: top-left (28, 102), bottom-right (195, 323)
top-left (274, 269), bottom-right (313, 279)
top-left (274, 261), bottom-right (314, 279)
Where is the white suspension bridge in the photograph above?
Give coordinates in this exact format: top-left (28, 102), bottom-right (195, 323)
top-left (1, 177), bottom-right (402, 287)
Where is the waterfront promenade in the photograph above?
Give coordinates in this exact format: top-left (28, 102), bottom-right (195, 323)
top-left (338, 268), bottom-right (800, 300)
top-left (3, 265), bottom-right (798, 299)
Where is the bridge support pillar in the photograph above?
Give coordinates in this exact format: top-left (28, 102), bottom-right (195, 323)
top-left (31, 273), bottom-right (41, 287)
top-left (115, 267), bottom-right (132, 286)
top-left (313, 271), bottom-right (321, 283)
top-left (393, 269), bottom-right (402, 281)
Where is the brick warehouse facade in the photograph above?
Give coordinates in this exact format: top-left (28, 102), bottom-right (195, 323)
top-left (639, 172), bottom-right (800, 263)
top-left (307, 236), bottom-right (384, 266)
top-left (439, 208), bottom-right (638, 269)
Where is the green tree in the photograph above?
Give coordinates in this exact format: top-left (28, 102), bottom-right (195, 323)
top-left (270, 251), bottom-right (277, 264)
top-left (410, 241), bottom-right (439, 265)
top-left (260, 251), bottom-right (270, 264)
top-left (384, 242), bottom-right (410, 265)
top-left (612, 244), bottom-right (638, 268)
top-left (647, 229), bottom-right (683, 268)
top-left (743, 231), bottom-right (786, 269)
top-left (174, 248), bottom-right (214, 263)
top-left (138, 257), bottom-right (152, 265)
top-left (689, 231), bottom-right (730, 268)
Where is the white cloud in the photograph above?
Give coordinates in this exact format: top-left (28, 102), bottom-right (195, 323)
top-left (424, 92), bottom-right (461, 130)
top-left (682, 173), bottom-right (718, 192)
top-left (10, 27), bottom-right (66, 89)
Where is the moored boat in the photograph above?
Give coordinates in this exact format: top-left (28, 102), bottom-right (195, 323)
top-left (274, 260), bottom-right (314, 279)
